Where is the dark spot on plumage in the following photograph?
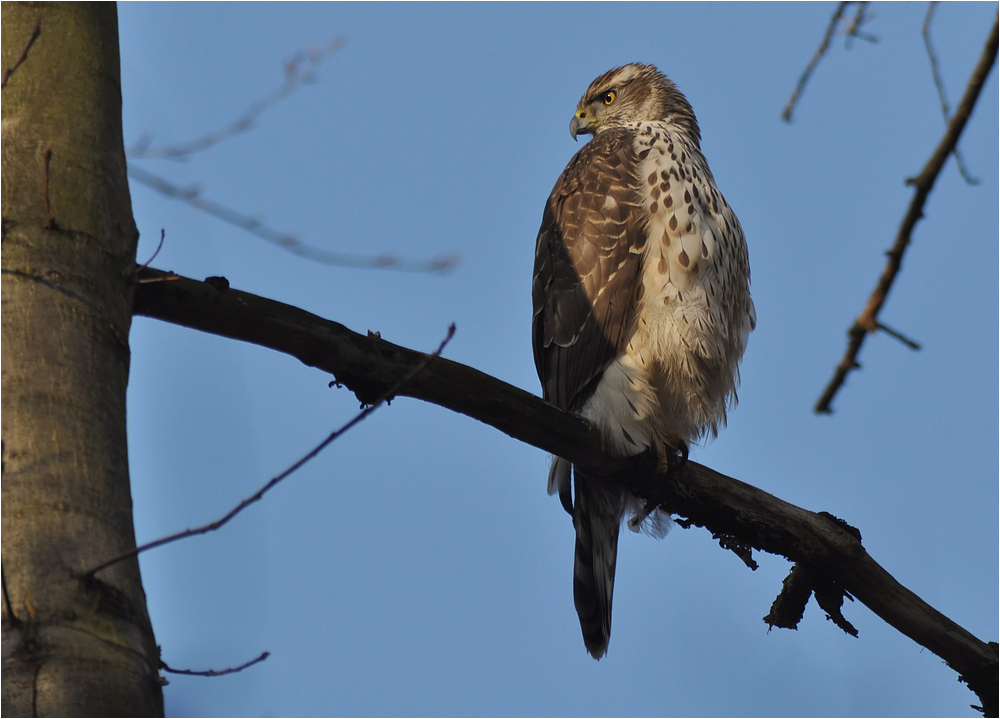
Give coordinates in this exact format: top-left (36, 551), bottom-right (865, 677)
top-left (684, 189), bottom-right (691, 203)
top-left (658, 254), bottom-right (668, 273)
top-left (661, 230), bottom-right (671, 247)
top-left (650, 187), bottom-right (661, 200)
top-left (660, 170), bottom-right (669, 181)
top-left (647, 171), bottom-right (657, 185)
top-left (690, 261), bottom-right (699, 277)
top-left (650, 201), bottom-right (658, 214)
top-left (638, 149), bottom-right (651, 159)
top-left (664, 194), bottom-right (673, 208)
top-left (668, 215), bottom-right (678, 231)
top-left (669, 167), bottom-right (679, 180)
top-left (687, 204), bottom-right (695, 215)
top-left (680, 151), bottom-right (687, 163)
top-left (685, 221), bottom-right (693, 233)
top-left (701, 240), bottom-right (710, 258)
top-left (692, 185), bottom-right (700, 199)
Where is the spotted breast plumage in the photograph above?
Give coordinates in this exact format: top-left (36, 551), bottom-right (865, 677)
top-left (531, 63), bottom-right (755, 659)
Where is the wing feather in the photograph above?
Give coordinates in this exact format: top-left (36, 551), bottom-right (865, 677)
top-left (532, 129), bottom-right (646, 413)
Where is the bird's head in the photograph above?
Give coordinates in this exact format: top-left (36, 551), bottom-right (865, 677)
top-left (569, 63), bottom-right (700, 146)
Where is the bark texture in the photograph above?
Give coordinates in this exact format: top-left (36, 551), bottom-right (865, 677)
top-left (2, 3), bottom-right (163, 716)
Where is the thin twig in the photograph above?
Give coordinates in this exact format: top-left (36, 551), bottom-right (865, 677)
top-left (161, 651), bottom-right (270, 677)
top-left (134, 229), bottom-right (166, 276)
top-left (875, 321), bottom-right (921, 350)
top-left (922, 2), bottom-right (979, 184)
top-left (127, 164), bottom-right (458, 273)
top-left (783, 2), bottom-right (849, 122)
top-left (1, 19), bottom-right (41, 90)
top-left (80, 324), bottom-right (456, 578)
top-left (844, 2), bottom-right (877, 48)
top-left (815, 12), bottom-right (998, 414)
top-left (783, 2), bottom-right (878, 122)
top-left (128, 38), bottom-right (346, 160)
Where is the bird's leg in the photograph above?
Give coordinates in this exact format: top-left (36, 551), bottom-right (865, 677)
top-left (628, 431), bottom-right (688, 531)
top-left (654, 430), bottom-right (688, 474)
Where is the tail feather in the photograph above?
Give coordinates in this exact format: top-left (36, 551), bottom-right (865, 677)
top-left (572, 469), bottom-right (625, 659)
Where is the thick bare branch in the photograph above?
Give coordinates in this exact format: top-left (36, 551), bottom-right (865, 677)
top-left (815, 12), bottom-right (998, 414)
top-left (132, 268), bottom-right (998, 715)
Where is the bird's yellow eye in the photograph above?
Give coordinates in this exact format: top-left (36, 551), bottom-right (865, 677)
top-left (603, 91), bottom-right (616, 105)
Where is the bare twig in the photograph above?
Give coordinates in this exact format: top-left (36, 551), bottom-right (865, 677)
top-left (783, 2), bottom-right (878, 121)
top-left (843, 1), bottom-right (877, 48)
top-left (922, 2), bottom-right (979, 184)
top-left (874, 321), bottom-right (921, 350)
top-left (134, 229), bottom-right (166, 276)
top-left (80, 323), bottom-right (455, 579)
top-left (161, 651), bottom-right (270, 677)
top-left (815, 12), bottom-right (998, 414)
top-left (783, 2), bottom-right (848, 122)
top-left (127, 164), bottom-right (458, 273)
top-left (128, 37), bottom-right (346, 160)
top-left (125, 37), bottom-right (457, 273)
top-left (130, 269), bottom-right (999, 714)
top-left (1, 19), bottom-right (41, 90)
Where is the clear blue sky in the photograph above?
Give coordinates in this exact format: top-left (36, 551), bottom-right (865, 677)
top-left (117, 3), bottom-right (997, 716)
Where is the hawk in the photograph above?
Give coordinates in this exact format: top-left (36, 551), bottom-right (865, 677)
top-left (531, 64), bottom-right (755, 659)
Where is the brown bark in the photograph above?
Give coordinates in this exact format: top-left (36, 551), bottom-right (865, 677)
top-left (2, 3), bottom-right (163, 716)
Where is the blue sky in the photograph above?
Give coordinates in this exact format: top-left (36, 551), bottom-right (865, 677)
top-left (117, 3), bottom-right (997, 716)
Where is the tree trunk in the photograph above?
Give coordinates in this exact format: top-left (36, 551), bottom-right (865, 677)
top-left (1, 3), bottom-right (163, 716)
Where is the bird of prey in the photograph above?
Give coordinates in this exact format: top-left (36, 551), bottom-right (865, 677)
top-left (531, 63), bottom-right (755, 659)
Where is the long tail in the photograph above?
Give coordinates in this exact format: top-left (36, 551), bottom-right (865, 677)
top-left (572, 468), bottom-right (626, 659)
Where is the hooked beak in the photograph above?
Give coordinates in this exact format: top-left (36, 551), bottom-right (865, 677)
top-left (569, 110), bottom-right (596, 141)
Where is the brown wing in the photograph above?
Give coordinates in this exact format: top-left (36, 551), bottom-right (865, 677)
top-left (532, 128), bottom-right (647, 412)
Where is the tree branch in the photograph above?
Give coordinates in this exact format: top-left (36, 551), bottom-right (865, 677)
top-left (133, 268), bottom-right (998, 715)
top-left (814, 12), bottom-right (998, 414)
top-left (782, 2), bottom-right (877, 122)
top-left (127, 164), bottom-right (459, 273)
top-left (160, 651), bottom-right (270, 678)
